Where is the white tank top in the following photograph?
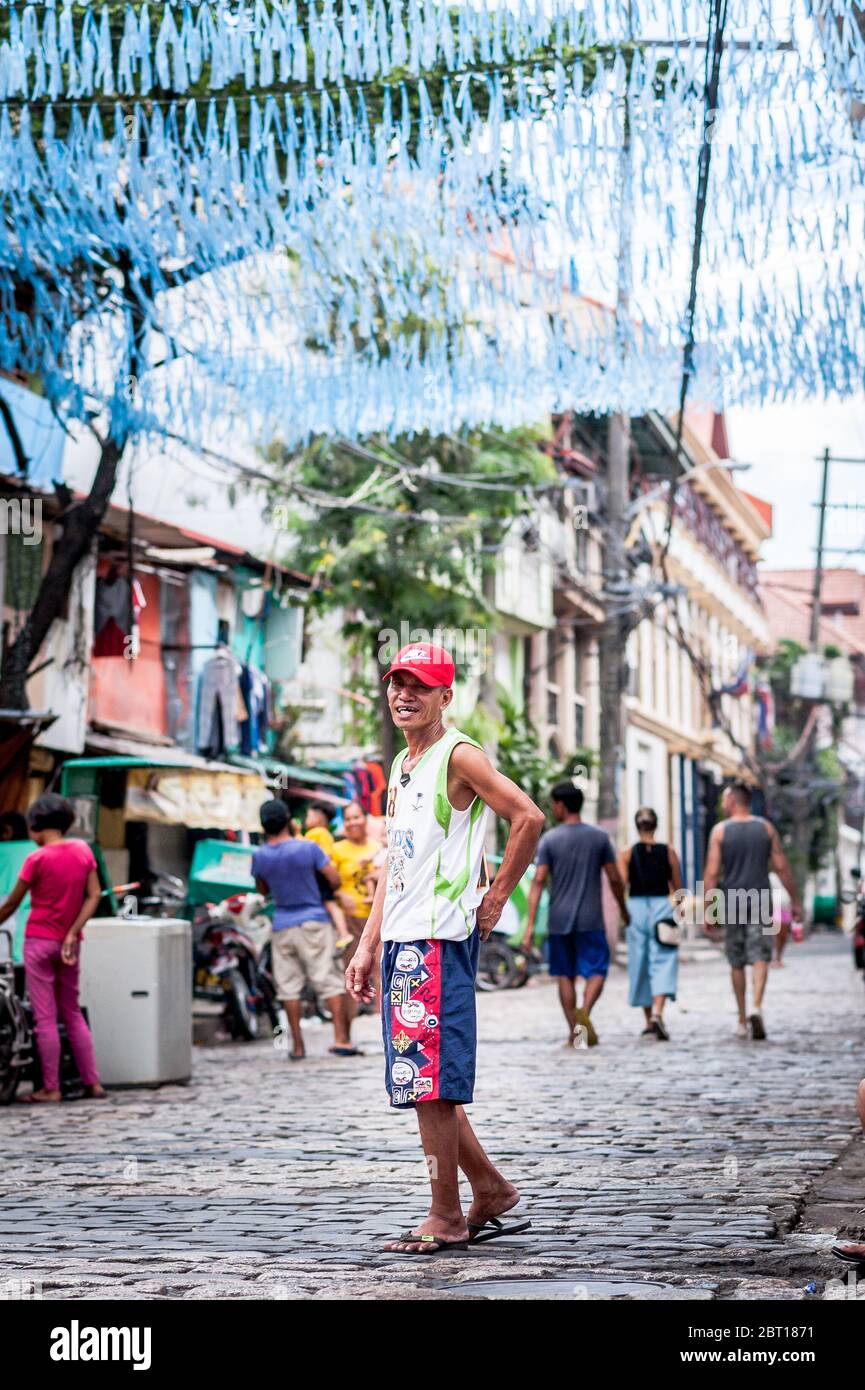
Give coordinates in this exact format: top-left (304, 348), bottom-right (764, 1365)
top-left (380, 726), bottom-right (491, 943)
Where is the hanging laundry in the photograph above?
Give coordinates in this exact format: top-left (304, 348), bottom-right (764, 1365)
top-left (239, 663), bottom-right (271, 756)
top-left (351, 764), bottom-right (375, 813)
top-left (362, 760), bottom-right (387, 817)
top-left (756, 682), bottom-right (775, 750)
top-left (342, 771), bottom-right (364, 806)
top-left (93, 571), bottom-right (145, 659)
top-left (197, 648), bottom-right (243, 759)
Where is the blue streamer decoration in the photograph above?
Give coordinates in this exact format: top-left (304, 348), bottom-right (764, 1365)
top-left (0, 0), bottom-right (863, 449)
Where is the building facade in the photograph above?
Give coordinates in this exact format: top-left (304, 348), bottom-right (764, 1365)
top-left (622, 412), bottom-right (772, 883)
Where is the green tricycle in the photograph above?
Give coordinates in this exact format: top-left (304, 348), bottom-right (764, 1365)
top-left (478, 857), bottom-right (548, 991)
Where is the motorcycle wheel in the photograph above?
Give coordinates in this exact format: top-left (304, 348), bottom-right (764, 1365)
top-left (476, 941), bottom-right (519, 991)
top-left (224, 968), bottom-right (260, 1041)
top-left (258, 972), bottom-right (283, 1032)
top-left (508, 949), bottom-right (531, 988)
top-left (299, 983), bottom-right (332, 1023)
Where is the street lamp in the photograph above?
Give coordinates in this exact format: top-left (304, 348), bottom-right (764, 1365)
top-left (624, 460), bottom-right (752, 522)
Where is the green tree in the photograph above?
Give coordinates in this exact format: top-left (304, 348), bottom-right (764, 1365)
top-left (757, 640), bottom-right (849, 893)
top-left (264, 427), bottom-right (555, 764)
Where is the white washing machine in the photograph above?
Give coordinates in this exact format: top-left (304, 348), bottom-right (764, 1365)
top-left (78, 918), bottom-right (192, 1086)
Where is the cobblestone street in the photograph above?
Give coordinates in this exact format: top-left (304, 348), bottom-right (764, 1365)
top-left (2, 935), bottom-right (864, 1301)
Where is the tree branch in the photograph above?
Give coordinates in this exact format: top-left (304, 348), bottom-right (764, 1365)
top-left (0, 389), bottom-right (29, 474)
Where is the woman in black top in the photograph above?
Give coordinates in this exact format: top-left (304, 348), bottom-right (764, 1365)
top-left (618, 808), bottom-right (682, 1040)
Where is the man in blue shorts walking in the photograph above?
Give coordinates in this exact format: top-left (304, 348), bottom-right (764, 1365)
top-left (523, 781), bottom-right (629, 1047)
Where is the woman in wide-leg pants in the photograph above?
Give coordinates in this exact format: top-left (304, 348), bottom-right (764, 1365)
top-left (619, 808), bottom-right (682, 1041)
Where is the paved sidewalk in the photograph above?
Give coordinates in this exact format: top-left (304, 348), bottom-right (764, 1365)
top-left (1, 935), bottom-right (863, 1301)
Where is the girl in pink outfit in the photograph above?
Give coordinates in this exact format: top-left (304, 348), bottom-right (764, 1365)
top-left (0, 793), bottom-right (105, 1103)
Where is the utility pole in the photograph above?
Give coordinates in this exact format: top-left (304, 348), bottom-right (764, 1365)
top-left (597, 6), bottom-right (633, 831)
top-left (598, 418), bottom-right (630, 827)
top-left (809, 447), bottom-right (830, 649)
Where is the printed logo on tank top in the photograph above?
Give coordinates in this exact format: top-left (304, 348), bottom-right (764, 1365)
top-left (387, 826), bottom-right (415, 898)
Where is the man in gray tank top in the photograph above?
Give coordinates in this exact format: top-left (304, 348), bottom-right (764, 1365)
top-left (704, 781), bottom-right (802, 1041)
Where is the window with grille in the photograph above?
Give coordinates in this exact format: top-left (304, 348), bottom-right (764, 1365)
top-left (574, 701), bottom-right (585, 747)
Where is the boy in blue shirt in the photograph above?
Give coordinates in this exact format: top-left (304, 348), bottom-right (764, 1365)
top-left (253, 799), bottom-right (359, 1061)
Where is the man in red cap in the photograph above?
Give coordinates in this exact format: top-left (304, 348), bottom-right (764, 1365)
top-left (346, 641), bottom-right (545, 1254)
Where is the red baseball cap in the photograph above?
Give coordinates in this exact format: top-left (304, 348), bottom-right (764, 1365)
top-left (383, 642), bottom-right (455, 688)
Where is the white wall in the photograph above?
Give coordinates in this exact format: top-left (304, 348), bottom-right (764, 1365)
top-left (282, 608), bottom-right (352, 758)
top-left (625, 725), bottom-right (670, 843)
top-left (30, 552), bottom-right (96, 754)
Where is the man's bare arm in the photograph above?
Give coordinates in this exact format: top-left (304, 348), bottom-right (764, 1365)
top-left (346, 867), bottom-right (388, 1002)
top-left (320, 862), bottom-right (340, 889)
top-left (767, 821), bottom-right (803, 916)
top-left (703, 824), bottom-right (724, 893)
top-left (603, 861), bottom-right (630, 924)
top-left (450, 742), bottom-right (545, 939)
top-left (523, 863), bottom-right (549, 946)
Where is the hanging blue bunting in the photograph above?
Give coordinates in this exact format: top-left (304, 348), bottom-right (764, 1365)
top-left (0, 0), bottom-right (864, 447)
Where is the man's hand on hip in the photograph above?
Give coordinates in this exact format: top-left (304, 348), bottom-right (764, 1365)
top-left (476, 891), bottom-right (506, 942)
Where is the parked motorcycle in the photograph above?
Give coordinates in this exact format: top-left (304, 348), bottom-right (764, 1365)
top-left (850, 869), bottom-right (865, 977)
top-left (136, 870), bottom-right (187, 919)
top-left (0, 928), bottom-right (92, 1104)
top-left (0, 929), bottom-right (32, 1104)
top-left (477, 900), bottom-right (543, 991)
top-left (193, 892), bottom-right (282, 1041)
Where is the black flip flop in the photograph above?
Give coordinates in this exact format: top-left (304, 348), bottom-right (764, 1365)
top-left (832, 1244), bottom-right (865, 1265)
top-left (289, 1052), bottom-right (305, 1062)
top-left (386, 1230), bottom-right (469, 1255)
top-left (468, 1216), bottom-right (533, 1245)
top-left (748, 1013), bottom-right (767, 1041)
top-left (329, 1046), bottom-right (363, 1057)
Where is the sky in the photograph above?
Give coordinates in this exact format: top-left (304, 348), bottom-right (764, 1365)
top-left (726, 393), bottom-right (865, 574)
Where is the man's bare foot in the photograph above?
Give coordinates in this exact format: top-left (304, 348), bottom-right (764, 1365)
top-left (383, 1214), bottom-right (469, 1253)
top-left (467, 1180), bottom-right (520, 1232)
top-left (18, 1088), bottom-right (61, 1104)
top-left (833, 1242), bottom-right (865, 1261)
